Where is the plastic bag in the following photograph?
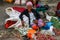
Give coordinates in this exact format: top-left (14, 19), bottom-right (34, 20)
top-left (51, 17), bottom-right (60, 29)
top-left (41, 26), bottom-right (55, 36)
top-left (14, 20), bottom-right (29, 36)
top-left (14, 0), bottom-right (20, 4)
top-left (5, 7), bottom-right (21, 28)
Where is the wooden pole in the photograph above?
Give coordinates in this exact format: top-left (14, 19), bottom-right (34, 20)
top-left (20, 0), bottom-right (21, 5)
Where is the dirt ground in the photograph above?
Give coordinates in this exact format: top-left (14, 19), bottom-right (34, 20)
top-left (0, 2), bottom-right (60, 40)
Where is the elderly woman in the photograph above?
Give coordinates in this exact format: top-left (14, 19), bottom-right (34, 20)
top-left (19, 1), bottom-right (40, 27)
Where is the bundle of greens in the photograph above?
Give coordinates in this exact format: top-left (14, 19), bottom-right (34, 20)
top-left (51, 17), bottom-right (60, 29)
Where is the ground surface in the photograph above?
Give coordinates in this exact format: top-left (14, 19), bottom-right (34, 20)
top-left (0, 3), bottom-right (23, 40)
top-left (0, 2), bottom-right (60, 40)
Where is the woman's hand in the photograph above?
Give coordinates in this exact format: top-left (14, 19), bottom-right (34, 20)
top-left (34, 20), bottom-right (38, 24)
top-left (21, 21), bottom-right (25, 26)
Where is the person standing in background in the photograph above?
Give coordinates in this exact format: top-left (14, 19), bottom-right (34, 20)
top-left (56, 2), bottom-right (60, 20)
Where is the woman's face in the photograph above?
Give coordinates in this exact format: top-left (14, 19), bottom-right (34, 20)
top-left (27, 5), bottom-right (32, 12)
